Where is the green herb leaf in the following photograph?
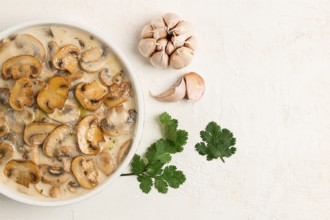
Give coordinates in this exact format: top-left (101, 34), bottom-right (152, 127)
top-left (137, 175), bottom-right (153, 193)
top-left (146, 139), bottom-right (171, 163)
top-left (162, 165), bottom-right (186, 188)
top-left (131, 155), bottom-right (145, 175)
top-left (154, 176), bottom-right (168, 194)
top-left (196, 122), bottom-right (236, 162)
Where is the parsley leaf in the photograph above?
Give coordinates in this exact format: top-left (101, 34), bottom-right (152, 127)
top-left (129, 112), bottom-right (187, 194)
top-left (195, 122), bottom-right (236, 162)
top-left (137, 175), bottom-right (153, 193)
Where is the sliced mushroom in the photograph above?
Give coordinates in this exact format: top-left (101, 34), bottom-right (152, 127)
top-left (67, 180), bottom-right (80, 193)
top-left (0, 132), bottom-right (15, 145)
top-left (47, 41), bottom-right (59, 70)
top-left (47, 100), bottom-right (80, 123)
top-left (71, 155), bottom-right (98, 189)
top-left (75, 80), bottom-right (107, 111)
top-left (49, 186), bottom-right (60, 198)
top-left (101, 106), bottom-right (136, 137)
top-left (6, 108), bottom-right (34, 135)
top-left (80, 47), bottom-right (105, 73)
top-left (37, 76), bottom-right (71, 113)
top-left (81, 47), bottom-right (103, 62)
top-left (9, 77), bottom-right (33, 111)
top-left (117, 139), bottom-right (132, 163)
top-left (4, 160), bottom-right (41, 188)
top-left (39, 164), bottom-right (70, 185)
top-left (14, 34), bottom-right (46, 61)
top-left (112, 71), bottom-right (124, 85)
top-left (103, 82), bottom-right (131, 108)
top-left (55, 145), bottom-right (79, 172)
top-left (0, 142), bottom-right (14, 164)
top-left (43, 124), bottom-right (71, 157)
top-left (96, 150), bottom-right (116, 176)
top-left (2, 55), bottom-right (42, 80)
top-left (52, 44), bottom-right (80, 74)
top-left (98, 68), bottom-right (112, 86)
top-left (0, 109), bottom-right (8, 137)
top-left (24, 122), bottom-right (57, 147)
top-left (77, 115), bottom-right (105, 155)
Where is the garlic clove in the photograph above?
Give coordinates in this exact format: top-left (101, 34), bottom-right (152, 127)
top-left (184, 36), bottom-right (198, 52)
top-left (163, 13), bottom-right (181, 29)
top-left (165, 41), bottom-right (175, 55)
top-left (153, 27), bottom-right (167, 40)
top-left (141, 25), bottom-right (153, 39)
top-left (169, 47), bottom-right (194, 69)
top-left (171, 34), bottom-right (191, 48)
top-left (151, 77), bottom-right (186, 102)
top-left (184, 72), bottom-right (205, 101)
top-left (151, 16), bottom-right (166, 28)
top-left (138, 38), bottom-right (157, 57)
top-left (150, 51), bottom-right (169, 68)
top-left (156, 39), bottom-right (168, 51)
top-left (172, 21), bottom-right (193, 36)
top-left (151, 16), bottom-right (167, 39)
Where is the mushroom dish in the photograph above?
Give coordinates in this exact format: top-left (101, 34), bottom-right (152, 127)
top-left (0, 25), bottom-right (137, 199)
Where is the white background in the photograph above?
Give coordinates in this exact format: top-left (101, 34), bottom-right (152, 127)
top-left (0, 0), bottom-right (329, 219)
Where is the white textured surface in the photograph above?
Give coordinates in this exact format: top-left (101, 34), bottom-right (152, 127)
top-left (0, 0), bottom-right (330, 219)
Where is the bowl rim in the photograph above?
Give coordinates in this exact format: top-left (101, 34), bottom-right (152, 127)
top-left (0, 19), bottom-right (144, 206)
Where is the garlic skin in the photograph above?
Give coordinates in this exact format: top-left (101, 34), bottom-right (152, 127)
top-left (151, 77), bottom-right (186, 102)
top-left (169, 47), bottom-right (194, 70)
top-left (138, 38), bottom-right (157, 57)
top-left (184, 72), bottom-right (205, 101)
top-left (150, 51), bottom-right (169, 68)
top-left (151, 72), bottom-right (205, 102)
top-left (138, 13), bottom-right (197, 69)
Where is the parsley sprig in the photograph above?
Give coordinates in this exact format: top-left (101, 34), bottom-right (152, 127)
top-left (195, 122), bottom-right (236, 162)
top-left (128, 112), bottom-right (188, 194)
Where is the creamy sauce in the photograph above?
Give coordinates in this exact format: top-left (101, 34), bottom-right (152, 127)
top-left (0, 25), bottom-right (137, 200)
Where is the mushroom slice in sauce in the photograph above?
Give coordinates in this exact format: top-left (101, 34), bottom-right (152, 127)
top-left (96, 150), bottom-right (116, 176)
top-left (6, 108), bottom-right (34, 135)
top-left (47, 41), bottom-right (60, 71)
top-left (9, 77), bottom-right (33, 111)
top-left (4, 160), bottom-right (41, 188)
top-left (39, 164), bottom-right (70, 185)
top-left (43, 124), bottom-right (71, 157)
top-left (101, 106), bottom-right (136, 137)
top-left (0, 142), bottom-right (14, 164)
top-left (103, 82), bottom-right (131, 108)
top-left (71, 155), bottom-right (98, 189)
top-left (55, 145), bottom-right (79, 172)
top-left (77, 115), bottom-right (105, 155)
top-left (52, 44), bottom-right (80, 74)
top-left (98, 68), bottom-right (112, 86)
top-left (0, 109), bottom-right (8, 137)
top-left (75, 80), bottom-right (107, 111)
top-left (117, 139), bottom-right (132, 163)
top-left (80, 47), bottom-right (105, 73)
top-left (0, 87), bottom-right (10, 106)
top-left (2, 55), bottom-right (42, 80)
top-left (47, 100), bottom-right (80, 123)
top-left (24, 122), bottom-right (57, 147)
top-left (37, 76), bottom-right (71, 113)
top-left (14, 34), bottom-right (46, 61)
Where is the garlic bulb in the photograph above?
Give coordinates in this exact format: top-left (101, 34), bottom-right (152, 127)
top-left (151, 72), bottom-right (205, 102)
top-left (138, 13), bottom-right (197, 69)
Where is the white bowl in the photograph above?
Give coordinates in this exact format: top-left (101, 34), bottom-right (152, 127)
top-left (0, 19), bottom-right (144, 206)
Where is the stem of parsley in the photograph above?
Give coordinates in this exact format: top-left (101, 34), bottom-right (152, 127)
top-left (120, 173), bottom-right (135, 176)
top-left (220, 157), bottom-right (225, 163)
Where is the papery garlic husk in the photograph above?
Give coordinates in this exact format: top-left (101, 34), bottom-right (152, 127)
top-left (184, 36), bottom-right (198, 52)
top-left (171, 33), bottom-right (192, 48)
top-left (184, 72), bottom-right (205, 101)
top-left (163, 13), bottom-right (181, 29)
top-left (151, 16), bottom-right (167, 39)
top-left (138, 38), bottom-right (157, 57)
top-left (172, 21), bottom-right (193, 36)
top-left (151, 77), bottom-right (186, 102)
top-left (150, 51), bottom-right (169, 68)
top-left (141, 25), bottom-right (153, 39)
top-left (156, 39), bottom-right (168, 51)
top-left (169, 47), bottom-right (194, 69)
